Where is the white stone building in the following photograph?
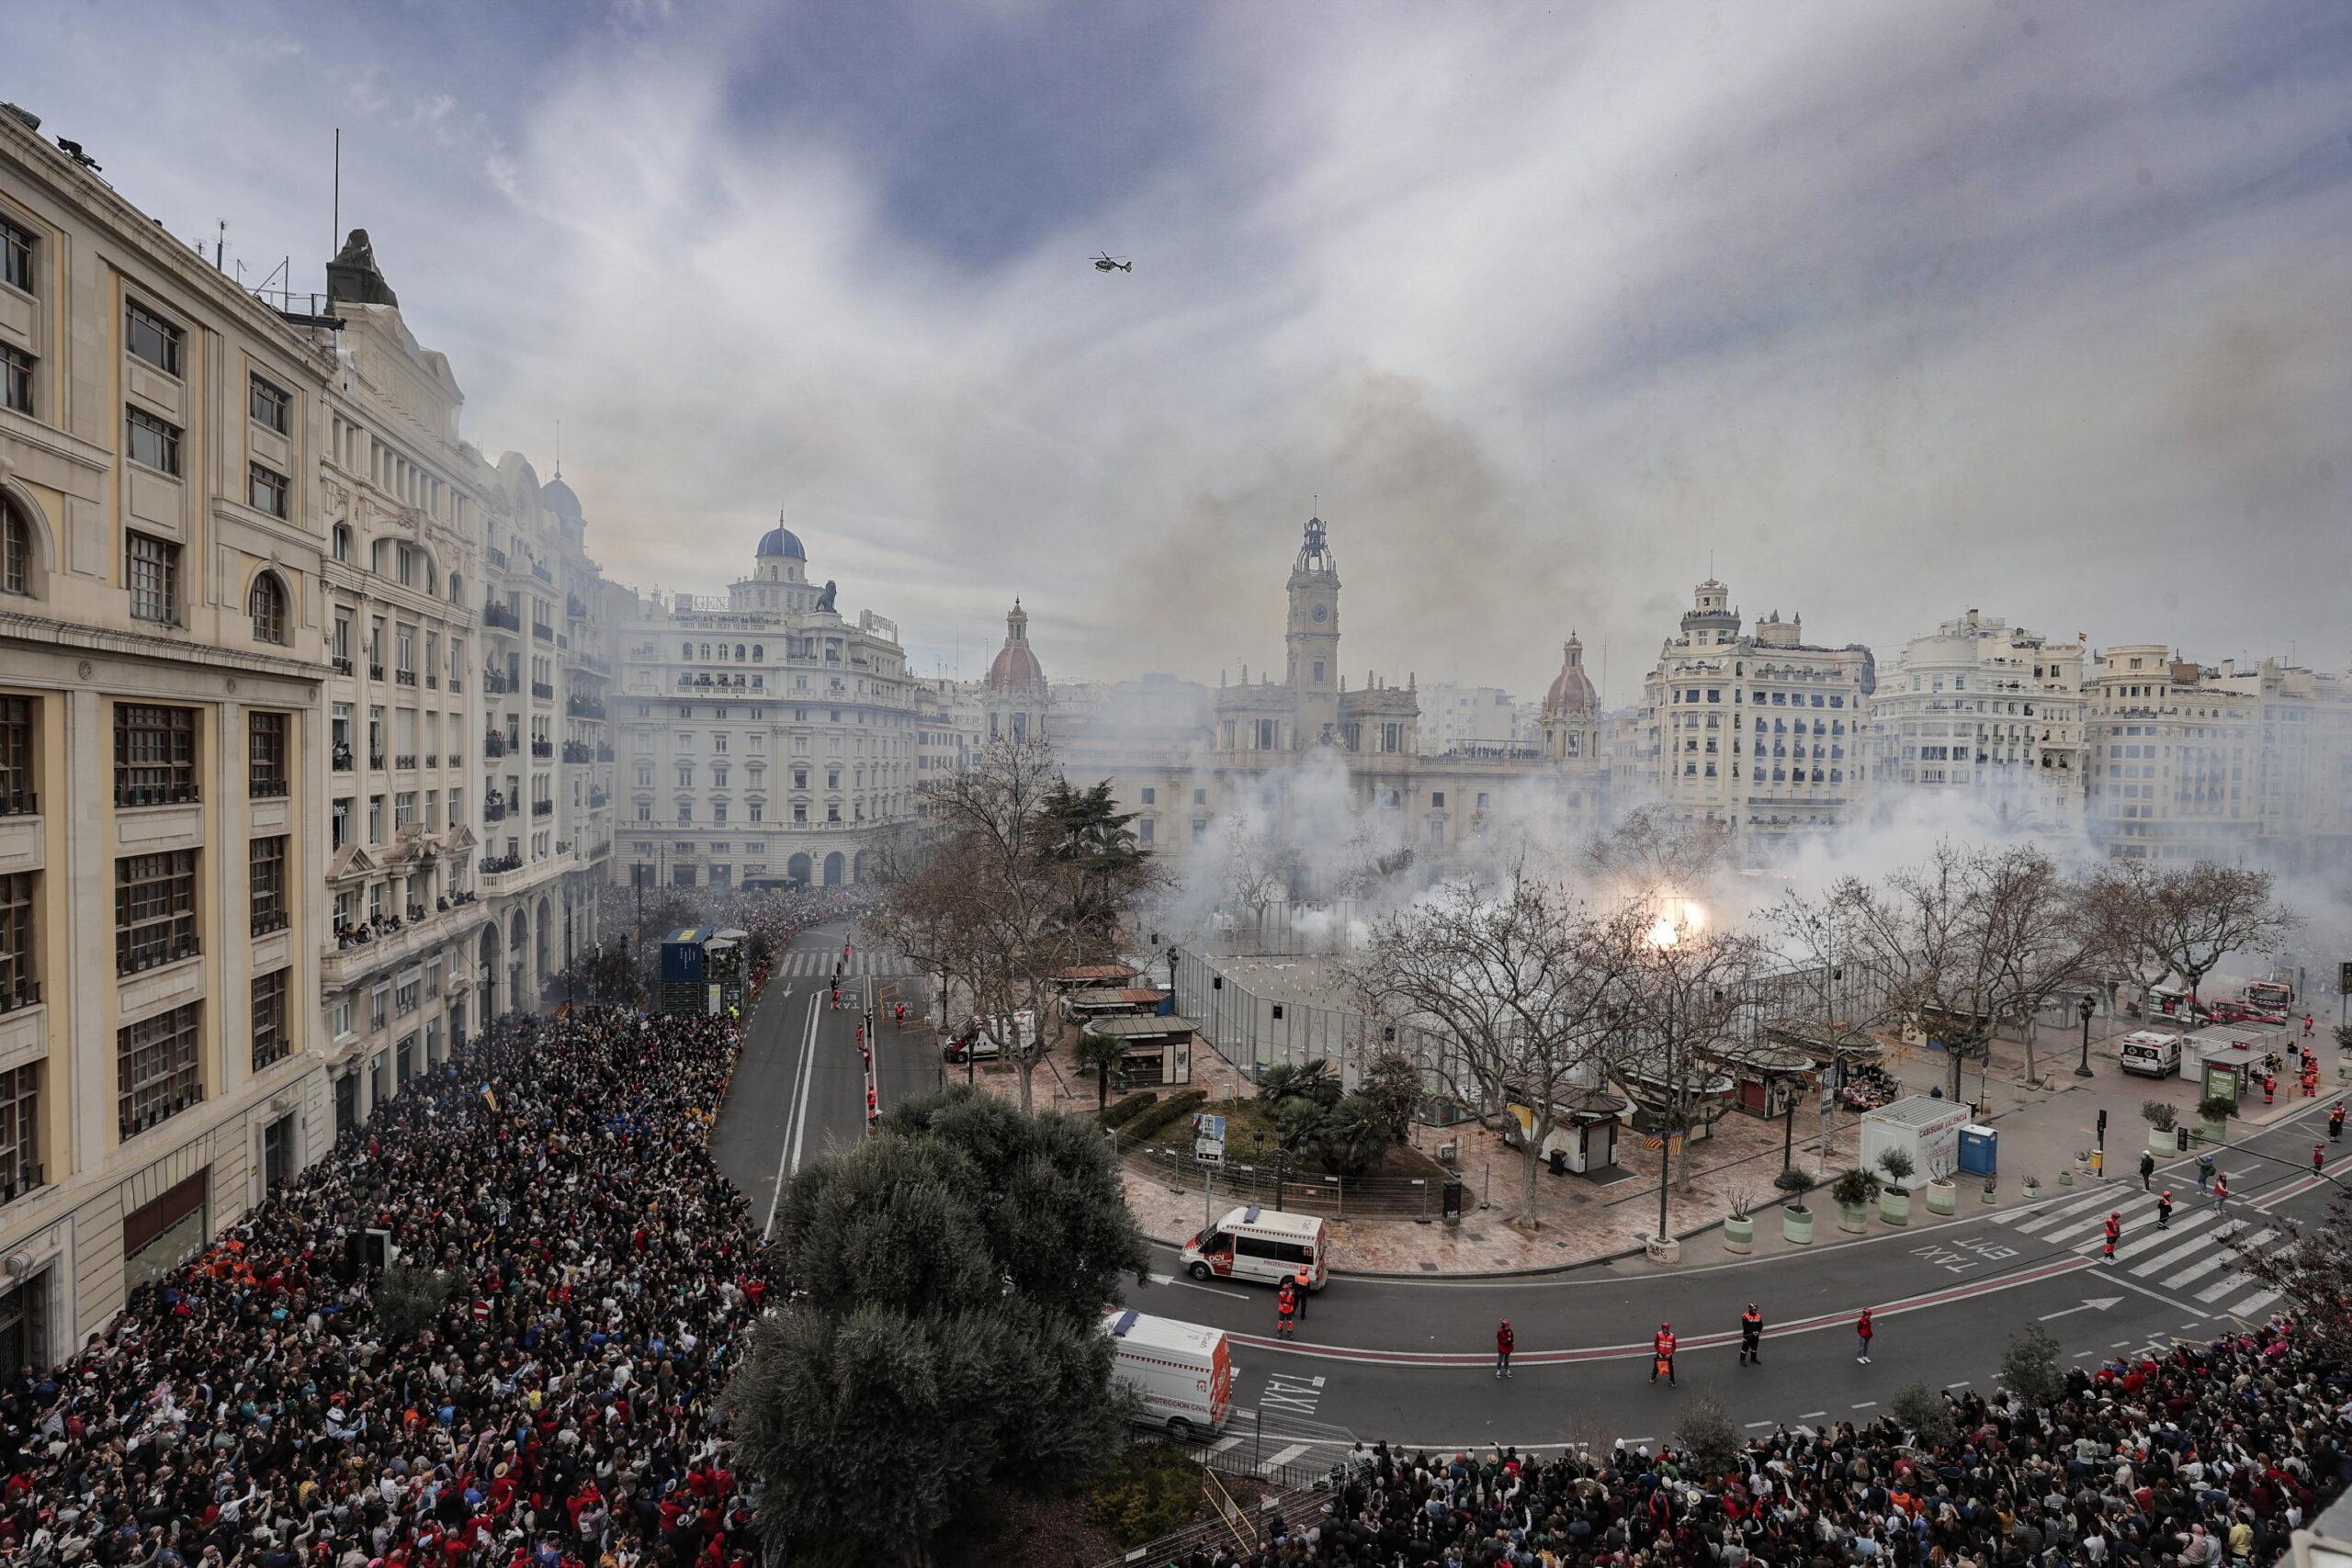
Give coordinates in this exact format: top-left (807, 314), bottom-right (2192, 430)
top-left (614, 518), bottom-right (931, 889)
top-left (1634, 579), bottom-right (1874, 848)
top-left (1417, 683), bottom-right (1517, 757)
top-left (0, 108), bottom-right (337, 1365)
top-left (1867, 609), bottom-right (2087, 831)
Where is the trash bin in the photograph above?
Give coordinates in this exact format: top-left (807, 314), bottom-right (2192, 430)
top-left (1549, 1148), bottom-right (1568, 1176)
top-left (1442, 1178), bottom-right (1464, 1223)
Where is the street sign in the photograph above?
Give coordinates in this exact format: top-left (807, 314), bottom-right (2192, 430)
top-left (1192, 1112), bottom-right (1227, 1142)
top-left (1194, 1140), bottom-right (1224, 1165)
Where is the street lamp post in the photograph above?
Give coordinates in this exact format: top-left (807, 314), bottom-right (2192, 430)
top-left (2075, 994), bottom-right (2098, 1078)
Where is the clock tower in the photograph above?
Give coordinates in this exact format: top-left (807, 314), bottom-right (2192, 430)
top-left (1286, 515), bottom-right (1341, 749)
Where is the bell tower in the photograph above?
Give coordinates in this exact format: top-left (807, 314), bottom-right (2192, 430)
top-left (1286, 515), bottom-right (1341, 749)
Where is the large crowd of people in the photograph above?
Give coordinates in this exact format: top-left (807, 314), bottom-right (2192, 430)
top-left (1169, 1317), bottom-right (2350, 1567)
top-left (0, 1004), bottom-right (776, 1566)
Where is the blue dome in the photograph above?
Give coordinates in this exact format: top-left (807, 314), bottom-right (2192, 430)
top-left (756, 525), bottom-right (806, 560)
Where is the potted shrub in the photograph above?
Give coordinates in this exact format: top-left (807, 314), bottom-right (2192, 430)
top-left (2021, 1172), bottom-right (2041, 1200)
top-left (1981, 1174), bottom-right (1998, 1205)
top-left (1877, 1148), bottom-right (1916, 1225)
top-left (2061, 1148), bottom-right (2086, 1186)
top-left (1923, 1156), bottom-right (1959, 1216)
top-left (1775, 1168), bottom-right (1816, 1246)
top-left (2141, 1100), bottom-right (2178, 1157)
top-left (1723, 1186), bottom-right (1758, 1254)
top-left (1830, 1167), bottom-right (1880, 1234)
top-left (2195, 1095), bottom-right (2233, 1145)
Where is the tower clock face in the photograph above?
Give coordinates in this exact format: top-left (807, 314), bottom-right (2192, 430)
top-left (1311, 604), bottom-right (1329, 623)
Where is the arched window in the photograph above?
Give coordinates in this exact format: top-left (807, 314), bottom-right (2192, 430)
top-left (681, 642), bottom-right (693, 660)
top-left (735, 644), bottom-right (746, 660)
top-left (250, 571), bottom-right (289, 644)
top-left (448, 571), bottom-right (463, 604)
top-left (332, 524), bottom-right (353, 563)
top-left (752, 644), bottom-right (763, 661)
top-left (1, 496), bottom-right (28, 595)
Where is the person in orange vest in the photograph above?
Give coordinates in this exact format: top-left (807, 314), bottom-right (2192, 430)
top-left (1275, 1280), bottom-right (1296, 1339)
top-left (1651, 1322), bottom-right (1677, 1385)
top-left (2156, 1189), bottom-right (2173, 1230)
top-left (2264, 1072), bottom-right (2277, 1105)
top-left (2331, 1099), bottom-right (2346, 1142)
top-left (2302, 1063), bottom-right (2320, 1098)
top-left (1290, 1264), bottom-right (1313, 1320)
top-left (2102, 1211), bottom-right (2120, 1261)
top-left (1855, 1306), bottom-right (1874, 1364)
top-left (1738, 1303), bottom-right (1764, 1366)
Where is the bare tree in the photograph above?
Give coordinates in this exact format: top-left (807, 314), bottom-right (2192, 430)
top-left (909, 737), bottom-right (1093, 1112)
top-left (1351, 871), bottom-right (1651, 1228)
top-left (1841, 843), bottom-right (2081, 1101)
top-left (1621, 906), bottom-right (1765, 1210)
top-left (2078, 861), bottom-right (2175, 1017)
top-left (2232, 1182), bottom-right (2352, 1359)
top-left (1582, 806), bottom-right (1730, 895)
top-left (1978, 851), bottom-right (2099, 1082)
top-left (2144, 863), bottom-right (2298, 1006)
top-left (861, 822), bottom-right (980, 1035)
top-left (1220, 813), bottom-right (1300, 939)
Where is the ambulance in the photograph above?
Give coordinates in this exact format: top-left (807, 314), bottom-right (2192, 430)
top-left (1182, 1205), bottom-right (1329, 1290)
top-left (1103, 1307), bottom-right (1233, 1440)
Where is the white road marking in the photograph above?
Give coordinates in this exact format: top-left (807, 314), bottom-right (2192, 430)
top-left (763, 991), bottom-right (823, 1238)
top-left (1851, 1401), bottom-right (1877, 1409)
top-left (1797, 1411), bottom-right (1826, 1420)
top-left (2130, 1220), bottom-right (2241, 1278)
top-left (1149, 1271), bottom-right (1249, 1300)
top-left (1210, 1435), bottom-right (1243, 1453)
top-left (1944, 1382), bottom-right (1970, 1389)
top-left (1263, 1443), bottom-right (1314, 1470)
top-left (1744, 1421), bottom-right (1775, 1428)
top-left (2224, 1288), bottom-right (2282, 1317)
top-left (2043, 1191), bottom-right (2160, 1243)
top-left (2109, 1207), bottom-right (2219, 1261)
top-left (2163, 1229), bottom-right (2272, 1291)
top-left (2010, 1189), bottom-right (2114, 1234)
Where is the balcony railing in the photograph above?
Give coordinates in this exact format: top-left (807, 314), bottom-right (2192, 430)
top-left (424, 753), bottom-right (439, 769)
top-left (486, 546), bottom-right (508, 570)
top-left (394, 753), bottom-right (417, 771)
top-left (426, 673), bottom-right (440, 690)
top-left (483, 799), bottom-right (507, 822)
top-left (530, 560), bottom-right (552, 584)
top-left (114, 780), bottom-right (198, 808)
top-left (532, 799), bottom-right (553, 818)
top-left (120, 1090), bottom-right (205, 1142)
top-left (0, 790), bottom-right (39, 817)
top-left (368, 751), bottom-right (388, 771)
top-left (531, 680), bottom-right (554, 700)
top-left (368, 661), bottom-right (386, 681)
top-left (483, 668), bottom-right (512, 694)
top-left (529, 739), bottom-right (553, 759)
top-left (394, 669), bottom-right (418, 687)
top-left (566, 696), bottom-right (605, 719)
top-left (595, 744), bottom-right (614, 762)
top-left (0, 978), bottom-right (41, 1013)
top-left (531, 623), bottom-right (554, 643)
top-left (118, 934), bottom-right (200, 976)
top-left (562, 741), bottom-right (594, 764)
top-left (484, 733), bottom-right (509, 758)
top-left (249, 775), bottom-right (289, 799)
top-left (251, 908), bottom-right (290, 937)
top-left (332, 655), bottom-right (355, 676)
top-left (569, 649), bottom-right (611, 677)
top-left (566, 596), bottom-right (588, 619)
top-left (482, 603), bottom-right (521, 631)
top-left (587, 787), bottom-right (609, 807)
top-left (0, 1162), bottom-right (45, 1206)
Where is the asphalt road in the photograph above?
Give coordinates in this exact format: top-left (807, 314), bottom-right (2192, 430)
top-left (708, 921), bottom-right (936, 1237)
top-left (705, 951), bottom-right (2343, 1452)
top-left (1130, 1097), bottom-right (2343, 1452)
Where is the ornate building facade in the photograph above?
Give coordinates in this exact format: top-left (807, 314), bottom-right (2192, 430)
top-left (613, 517), bottom-right (933, 889)
top-left (1866, 608), bottom-right (2087, 832)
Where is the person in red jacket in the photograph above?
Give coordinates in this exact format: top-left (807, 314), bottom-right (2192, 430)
top-left (2103, 1211), bottom-right (2121, 1261)
top-left (1651, 1322), bottom-right (1677, 1386)
top-left (1856, 1306), bottom-right (1874, 1364)
top-left (1495, 1318), bottom-right (1515, 1379)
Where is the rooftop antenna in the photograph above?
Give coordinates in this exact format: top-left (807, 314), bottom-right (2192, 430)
top-left (331, 129), bottom-right (340, 254)
top-left (554, 419), bottom-right (562, 479)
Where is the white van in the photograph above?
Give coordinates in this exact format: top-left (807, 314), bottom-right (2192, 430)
top-left (2118, 1031), bottom-right (2183, 1077)
top-left (1182, 1205), bottom-right (1329, 1290)
top-left (1104, 1307), bottom-right (1233, 1439)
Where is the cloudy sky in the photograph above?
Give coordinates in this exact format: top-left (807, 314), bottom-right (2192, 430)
top-left (12, 1), bottom-right (2349, 700)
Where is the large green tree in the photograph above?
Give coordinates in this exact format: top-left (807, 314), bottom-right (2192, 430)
top-left (724, 1087), bottom-right (1151, 1565)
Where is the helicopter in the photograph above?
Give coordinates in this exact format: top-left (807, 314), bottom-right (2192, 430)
top-left (1091, 252), bottom-right (1132, 273)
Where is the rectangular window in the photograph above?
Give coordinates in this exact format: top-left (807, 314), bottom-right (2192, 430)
top-left (114, 704), bottom-right (196, 805)
top-left (249, 711), bottom-right (288, 797)
top-left (1140, 787), bottom-right (1156, 805)
top-left (126, 302), bottom-right (182, 376)
top-left (126, 531), bottom-right (178, 622)
top-left (0, 697), bottom-right (31, 816)
top-left (115, 850), bottom-right (198, 974)
top-left (248, 373), bottom-right (289, 434)
top-left (251, 969), bottom-right (289, 1072)
top-left (118, 1001), bottom-right (202, 1139)
top-left (0, 216), bottom-right (31, 294)
top-left (248, 463), bottom-right (288, 518)
top-left (395, 976), bottom-right (419, 1017)
top-left (126, 407), bottom-right (181, 476)
top-left (0, 343), bottom-right (29, 415)
top-left (0, 872), bottom-right (33, 1011)
top-left (1139, 818), bottom-right (1155, 845)
top-left (0, 1060), bottom-right (39, 1200)
top-left (249, 836), bottom-right (288, 935)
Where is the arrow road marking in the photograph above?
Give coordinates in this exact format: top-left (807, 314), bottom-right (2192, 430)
top-left (1149, 1271), bottom-right (1248, 1300)
top-left (2038, 1296), bottom-right (2123, 1321)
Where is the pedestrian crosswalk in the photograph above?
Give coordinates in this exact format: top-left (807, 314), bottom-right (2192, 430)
top-left (1987, 1179), bottom-right (2291, 1319)
top-left (767, 949), bottom-right (901, 981)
